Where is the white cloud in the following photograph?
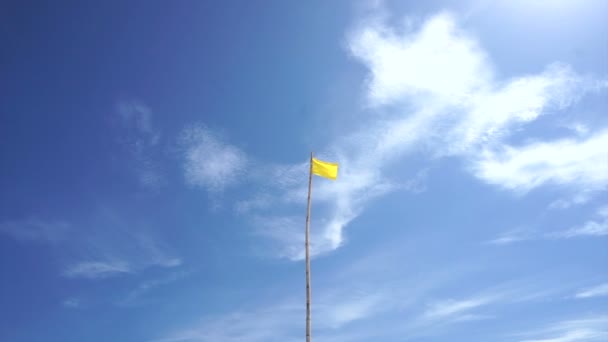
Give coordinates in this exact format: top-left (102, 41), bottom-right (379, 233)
top-left (62, 230), bottom-right (182, 280)
top-left (118, 101), bottom-right (158, 138)
top-left (490, 206), bottom-right (608, 245)
top-left (551, 206), bottom-right (608, 239)
top-left (150, 302), bottom-right (302, 342)
top-left (519, 316), bottom-right (608, 342)
top-left (473, 130), bottom-right (608, 193)
top-left (151, 237), bottom-right (579, 342)
top-left (423, 296), bottom-right (493, 320)
top-left (152, 291), bottom-right (391, 342)
top-left (116, 100), bottom-right (164, 188)
top-left (119, 271), bottom-right (190, 306)
top-left (348, 10), bottom-right (605, 191)
top-left (486, 227), bottom-right (536, 245)
top-left (151, 286), bottom-right (393, 342)
top-left (62, 297), bottom-right (81, 309)
top-left (548, 192), bottom-right (593, 210)
top-left (349, 12), bottom-right (590, 157)
top-left (0, 218), bottom-right (69, 243)
top-left (242, 10), bottom-right (604, 260)
top-left (575, 283), bottom-right (608, 299)
top-left (244, 159), bottom-right (406, 260)
top-left (1, 214), bottom-right (181, 280)
top-left (349, 12), bottom-right (491, 107)
top-left (552, 219), bottom-right (608, 239)
top-left (63, 260), bottom-right (132, 279)
top-left (180, 124), bottom-right (247, 193)
top-left (598, 205), bottom-right (608, 218)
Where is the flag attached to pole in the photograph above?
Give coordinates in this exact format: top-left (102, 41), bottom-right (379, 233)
top-left (311, 158), bottom-right (338, 180)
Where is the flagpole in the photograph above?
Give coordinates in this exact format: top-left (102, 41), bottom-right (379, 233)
top-left (305, 152), bottom-right (313, 342)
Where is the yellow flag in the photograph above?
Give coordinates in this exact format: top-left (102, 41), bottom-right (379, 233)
top-left (312, 158), bottom-right (338, 180)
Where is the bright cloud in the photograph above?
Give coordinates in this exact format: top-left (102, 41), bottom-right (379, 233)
top-left (575, 283), bottom-right (608, 299)
top-left (350, 12), bottom-right (491, 107)
top-left (553, 219), bottom-right (608, 238)
top-left (180, 124), bottom-right (248, 193)
top-left (473, 130), bottom-right (608, 193)
top-left (423, 296), bottom-right (493, 320)
top-left (241, 11), bottom-right (604, 260)
top-left (520, 316), bottom-right (608, 342)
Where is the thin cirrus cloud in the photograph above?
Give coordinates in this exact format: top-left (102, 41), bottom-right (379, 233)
top-left (62, 251), bottom-right (180, 280)
top-left (61, 227), bottom-right (182, 280)
top-left (489, 205), bottom-right (608, 245)
top-left (519, 316), bottom-right (608, 342)
top-left (179, 124), bottom-right (248, 193)
top-left (422, 296), bottom-right (493, 321)
top-left (234, 11), bottom-right (605, 260)
top-left (63, 260), bottom-right (132, 279)
top-left (150, 283), bottom-right (389, 341)
top-left (574, 283), bottom-right (608, 299)
top-left (551, 218), bottom-right (608, 239)
top-left (62, 297), bottom-right (81, 309)
top-left (0, 218), bottom-right (70, 243)
top-left (149, 303), bottom-right (302, 342)
top-left (63, 239), bottom-right (181, 280)
top-left (116, 100), bottom-right (164, 189)
top-left (554, 205), bottom-right (608, 238)
top-left (151, 238), bottom-right (577, 342)
top-left (0, 215), bottom-right (181, 280)
top-left (118, 270), bottom-right (190, 307)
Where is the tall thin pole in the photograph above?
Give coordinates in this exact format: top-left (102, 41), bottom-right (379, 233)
top-left (305, 152), bottom-right (314, 342)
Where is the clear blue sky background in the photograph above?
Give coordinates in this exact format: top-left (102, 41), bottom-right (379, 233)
top-left (1, 1), bottom-right (607, 341)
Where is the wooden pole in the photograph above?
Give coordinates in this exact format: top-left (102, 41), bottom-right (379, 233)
top-left (305, 152), bottom-right (313, 342)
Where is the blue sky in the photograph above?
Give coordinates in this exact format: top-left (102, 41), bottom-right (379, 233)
top-left (1, 1), bottom-right (607, 341)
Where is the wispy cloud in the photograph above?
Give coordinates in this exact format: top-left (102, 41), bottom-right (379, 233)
top-left (552, 219), bottom-right (608, 239)
top-left (151, 248), bottom-right (571, 342)
top-left (423, 296), bottom-right (494, 321)
top-left (62, 229), bottom-right (181, 280)
top-left (179, 124), bottom-right (248, 193)
top-left (0, 218), bottom-right (69, 243)
top-left (548, 192), bottom-right (593, 210)
top-left (316, 288), bottom-right (394, 330)
top-left (116, 100), bottom-right (164, 189)
top-left (118, 271), bottom-right (190, 306)
top-left (519, 316), bottom-right (608, 342)
top-left (486, 227), bottom-right (537, 245)
top-left (151, 290), bottom-right (396, 342)
top-left (237, 10), bottom-right (604, 260)
top-left (473, 130), bottom-right (608, 193)
top-left (63, 260), bottom-right (132, 279)
top-left (575, 283), bottom-right (608, 299)
top-left (152, 289), bottom-right (393, 342)
top-left (62, 297), bottom-right (81, 309)
top-left (489, 205), bottom-right (608, 245)
top-left (1, 213), bottom-right (180, 280)
top-left (553, 205), bottom-right (608, 239)
top-left (150, 302), bottom-right (302, 342)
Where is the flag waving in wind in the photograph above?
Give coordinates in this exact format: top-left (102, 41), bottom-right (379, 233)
top-left (304, 153), bottom-right (339, 342)
top-left (311, 158), bottom-right (339, 180)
